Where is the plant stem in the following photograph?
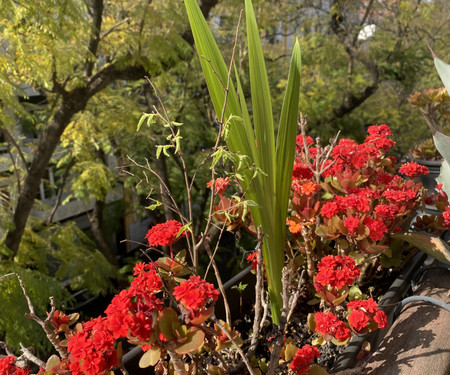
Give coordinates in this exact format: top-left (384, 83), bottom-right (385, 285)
top-left (167, 350), bottom-right (188, 375)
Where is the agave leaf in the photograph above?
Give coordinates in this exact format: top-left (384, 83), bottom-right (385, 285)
top-left (433, 131), bottom-right (450, 197)
top-left (433, 54), bottom-right (450, 95)
top-left (430, 52), bottom-right (450, 196)
top-left (393, 232), bottom-right (450, 265)
top-left (436, 159), bottom-right (450, 198)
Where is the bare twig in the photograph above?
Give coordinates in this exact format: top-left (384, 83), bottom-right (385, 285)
top-left (0, 341), bottom-right (14, 356)
top-left (247, 227), bottom-right (265, 357)
top-left (19, 344), bottom-right (46, 369)
top-left (213, 317), bottom-right (256, 375)
top-left (204, 235), bottom-right (231, 326)
top-left (267, 267), bottom-right (305, 375)
top-left (144, 79), bottom-right (197, 267)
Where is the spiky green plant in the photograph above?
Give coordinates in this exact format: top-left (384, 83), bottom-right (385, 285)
top-left (185, 0), bottom-right (301, 324)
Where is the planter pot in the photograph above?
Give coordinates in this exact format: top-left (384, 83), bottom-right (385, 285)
top-left (332, 251), bottom-right (428, 372)
top-left (410, 157), bottom-right (442, 195)
top-left (365, 264), bottom-right (450, 375)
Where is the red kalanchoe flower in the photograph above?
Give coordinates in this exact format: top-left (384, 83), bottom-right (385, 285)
top-left (67, 317), bottom-right (118, 375)
top-left (398, 161), bottom-right (429, 179)
top-left (347, 298), bottom-right (388, 333)
top-left (173, 275), bottom-right (219, 318)
top-left (315, 255), bottom-right (360, 291)
top-left (363, 217), bottom-right (388, 242)
top-left (290, 344), bottom-right (320, 374)
top-left (145, 220), bottom-right (186, 258)
top-left (344, 216), bottom-right (361, 236)
top-left (443, 205), bottom-right (450, 227)
top-left (314, 312), bottom-right (351, 342)
top-left (373, 310), bottom-right (388, 329)
top-left (296, 134), bottom-right (314, 149)
top-left (292, 160), bottom-right (314, 180)
top-left (0, 356), bottom-right (31, 375)
top-left (105, 263), bottom-right (163, 341)
top-left (347, 309), bottom-right (369, 331)
top-left (207, 177), bottom-right (230, 197)
top-left (246, 251), bottom-right (258, 271)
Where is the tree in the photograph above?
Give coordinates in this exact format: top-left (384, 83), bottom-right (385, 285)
top-left (0, 0), bottom-right (219, 260)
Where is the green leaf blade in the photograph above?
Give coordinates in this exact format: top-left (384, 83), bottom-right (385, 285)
top-left (276, 39), bottom-right (301, 230)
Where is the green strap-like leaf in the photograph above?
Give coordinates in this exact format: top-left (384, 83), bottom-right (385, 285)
top-left (245, 0), bottom-right (275, 182)
top-left (276, 39), bottom-right (301, 234)
top-left (184, 0), bottom-right (256, 165)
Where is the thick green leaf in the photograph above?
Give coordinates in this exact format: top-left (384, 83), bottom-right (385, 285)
top-left (433, 131), bottom-right (450, 197)
top-left (434, 56), bottom-right (450, 95)
top-left (175, 328), bottom-right (205, 354)
top-left (139, 346), bottom-right (161, 368)
top-left (158, 307), bottom-right (179, 340)
top-left (393, 232), bottom-right (450, 265)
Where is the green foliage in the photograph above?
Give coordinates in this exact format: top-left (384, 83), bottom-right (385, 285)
top-left (0, 265), bottom-right (70, 356)
top-left (0, 218), bottom-right (116, 354)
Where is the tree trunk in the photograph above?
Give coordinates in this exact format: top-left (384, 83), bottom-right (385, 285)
top-left (89, 199), bottom-right (119, 267)
top-left (4, 97), bottom-right (87, 258)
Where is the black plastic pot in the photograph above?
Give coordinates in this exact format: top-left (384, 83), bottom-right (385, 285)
top-left (410, 157), bottom-right (442, 194)
top-left (332, 251), bottom-right (428, 372)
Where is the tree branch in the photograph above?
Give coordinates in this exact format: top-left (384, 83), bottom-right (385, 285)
top-left (84, 0), bottom-right (104, 77)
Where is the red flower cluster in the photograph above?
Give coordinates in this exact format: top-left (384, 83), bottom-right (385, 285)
top-left (314, 312), bottom-right (351, 342)
top-left (246, 251), bottom-right (258, 271)
top-left (105, 263), bottom-right (163, 342)
top-left (145, 220), bottom-right (187, 257)
top-left (398, 161), bottom-right (429, 178)
top-left (0, 356), bottom-right (30, 375)
top-left (290, 124), bottom-right (426, 254)
top-left (315, 255), bottom-right (360, 292)
top-left (290, 344), bottom-right (320, 374)
top-left (67, 317), bottom-right (118, 375)
top-left (173, 275), bottom-right (219, 318)
top-left (146, 220), bottom-right (185, 248)
top-left (443, 205), bottom-right (450, 227)
top-left (207, 177), bottom-right (230, 197)
top-left (347, 298), bottom-right (387, 333)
